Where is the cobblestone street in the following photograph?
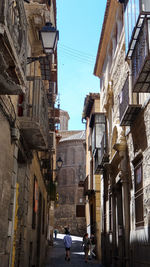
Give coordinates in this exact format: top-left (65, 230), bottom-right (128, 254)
top-left (45, 234), bottom-right (104, 267)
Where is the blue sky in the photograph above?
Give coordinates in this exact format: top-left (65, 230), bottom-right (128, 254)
top-left (57, 0), bottom-right (107, 130)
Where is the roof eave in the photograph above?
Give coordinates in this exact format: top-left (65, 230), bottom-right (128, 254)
top-left (94, 0), bottom-right (119, 77)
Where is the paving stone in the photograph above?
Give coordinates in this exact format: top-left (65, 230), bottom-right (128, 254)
top-left (45, 234), bottom-right (104, 267)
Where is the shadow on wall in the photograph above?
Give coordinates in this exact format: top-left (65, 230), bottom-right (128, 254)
top-left (131, 113), bottom-right (147, 153)
top-left (101, 226), bottom-right (150, 267)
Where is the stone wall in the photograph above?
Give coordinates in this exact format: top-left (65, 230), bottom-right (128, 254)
top-left (0, 112), bottom-right (14, 267)
top-left (55, 134), bottom-right (86, 236)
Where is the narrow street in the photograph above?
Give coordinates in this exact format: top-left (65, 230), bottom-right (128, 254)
top-left (45, 234), bottom-right (104, 267)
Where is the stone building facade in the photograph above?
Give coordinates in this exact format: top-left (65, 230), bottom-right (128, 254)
top-left (59, 109), bottom-right (70, 131)
top-left (82, 93), bottom-right (102, 261)
top-left (94, 0), bottom-right (150, 266)
top-left (55, 130), bottom-right (86, 236)
top-left (0, 1), bottom-right (59, 267)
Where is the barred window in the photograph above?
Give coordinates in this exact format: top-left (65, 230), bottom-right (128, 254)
top-left (76, 205), bottom-right (85, 217)
top-left (134, 161), bottom-right (144, 227)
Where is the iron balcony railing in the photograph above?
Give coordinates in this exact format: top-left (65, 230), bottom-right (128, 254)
top-left (119, 75), bottom-right (141, 126)
top-left (125, 0), bottom-right (150, 59)
top-left (132, 18), bottom-right (150, 93)
top-left (84, 176), bottom-right (95, 197)
top-left (119, 76), bottom-right (129, 121)
top-left (47, 180), bottom-right (56, 201)
top-left (18, 77), bottom-right (49, 150)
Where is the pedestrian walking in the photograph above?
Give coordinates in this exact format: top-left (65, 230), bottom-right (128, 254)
top-left (54, 229), bottom-right (58, 239)
top-left (63, 230), bottom-right (72, 261)
top-left (64, 224), bottom-right (70, 233)
top-left (89, 233), bottom-right (96, 259)
top-left (82, 233), bottom-right (91, 263)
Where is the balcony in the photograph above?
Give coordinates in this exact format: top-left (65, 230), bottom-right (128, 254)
top-left (119, 76), bottom-right (141, 126)
top-left (0, 0), bottom-right (27, 94)
top-left (18, 77), bottom-right (49, 150)
top-left (48, 105), bottom-right (60, 132)
top-left (40, 56), bottom-right (52, 81)
top-left (95, 134), bottom-right (109, 174)
top-left (132, 18), bottom-right (150, 93)
top-left (49, 108), bottom-right (60, 119)
top-left (47, 82), bottom-right (57, 107)
top-left (47, 180), bottom-right (56, 201)
top-left (125, 0), bottom-right (150, 59)
top-left (84, 175), bottom-right (95, 197)
top-left (90, 113), bottom-right (106, 154)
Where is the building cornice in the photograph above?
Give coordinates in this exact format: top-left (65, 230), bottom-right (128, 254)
top-left (94, 0), bottom-right (120, 77)
top-left (82, 93), bottom-right (100, 119)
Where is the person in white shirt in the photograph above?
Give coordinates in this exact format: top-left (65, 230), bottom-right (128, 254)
top-left (63, 230), bottom-right (72, 261)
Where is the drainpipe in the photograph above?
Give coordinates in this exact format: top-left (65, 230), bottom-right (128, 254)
top-left (9, 127), bottom-right (20, 267)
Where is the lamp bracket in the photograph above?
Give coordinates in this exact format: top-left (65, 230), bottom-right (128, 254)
top-left (27, 57), bottom-right (41, 64)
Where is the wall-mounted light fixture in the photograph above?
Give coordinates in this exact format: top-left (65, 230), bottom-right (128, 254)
top-left (56, 157), bottom-right (63, 170)
top-left (27, 22), bottom-right (59, 64)
top-left (40, 22), bottom-right (59, 54)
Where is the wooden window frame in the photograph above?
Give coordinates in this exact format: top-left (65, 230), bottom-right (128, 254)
top-left (134, 160), bottom-right (144, 228)
top-left (76, 205), bottom-right (85, 217)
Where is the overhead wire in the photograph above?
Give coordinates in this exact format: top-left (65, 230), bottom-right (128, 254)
top-left (59, 44), bottom-right (96, 59)
top-left (58, 44), bottom-right (96, 65)
top-left (59, 49), bottom-right (94, 65)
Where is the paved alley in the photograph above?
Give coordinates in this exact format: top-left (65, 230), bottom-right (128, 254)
top-left (45, 234), bottom-right (104, 267)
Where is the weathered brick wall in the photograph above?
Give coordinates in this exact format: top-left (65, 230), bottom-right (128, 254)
top-left (25, 154), bottom-right (48, 267)
top-left (55, 137), bottom-right (86, 236)
top-left (0, 112), bottom-right (15, 267)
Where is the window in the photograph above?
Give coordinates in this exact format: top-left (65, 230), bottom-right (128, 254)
top-left (125, 0), bottom-right (140, 55)
top-left (76, 205), bottom-right (85, 217)
top-left (90, 160), bottom-right (93, 190)
top-left (134, 161), bottom-right (144, 227)
top-left (90, 113), bottom-right (106, 154)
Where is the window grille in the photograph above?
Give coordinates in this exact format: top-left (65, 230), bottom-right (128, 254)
top-left (134, 161), bottom-right (144, 227)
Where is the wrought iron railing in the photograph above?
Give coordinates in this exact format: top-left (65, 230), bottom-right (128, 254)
top-left (119, 76), bottom-right (129, 121)
top-left (47, 180), bottom-right (56, 201)
top-left (132, 19), bottom-right (148, 88)
top-left (21, 77), bottom-right (49, 138)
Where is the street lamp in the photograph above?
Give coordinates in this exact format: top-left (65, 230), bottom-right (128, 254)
top-left (40, 22), bottom-right (59, 54)
top-left (27, 22), bottom-right (59, 64)
top-left (56, 157), bottom-right (63, 170)
top-left (54, 157), bottom-right (63, 187)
